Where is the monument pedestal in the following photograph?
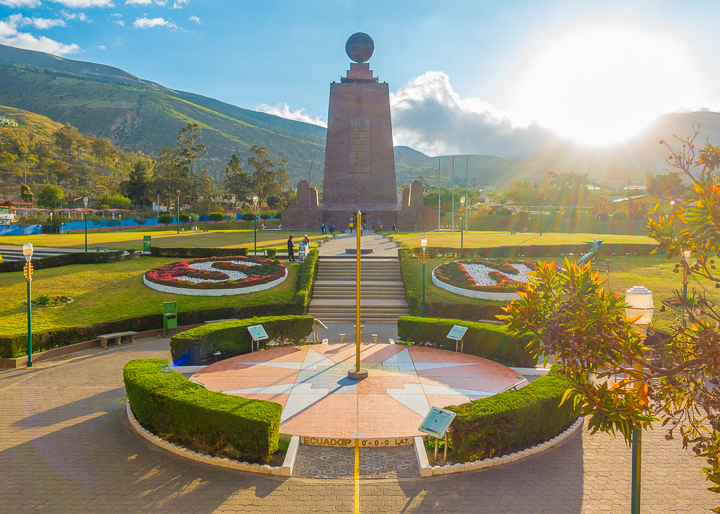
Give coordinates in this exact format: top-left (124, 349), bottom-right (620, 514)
top-left (348, 369), bottom-right (368, 380)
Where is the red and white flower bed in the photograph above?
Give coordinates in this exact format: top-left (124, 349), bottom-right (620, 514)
top-left (143, 257), bottom-right (287, 296)
top-left (432, 259), bottom-right (539, 301)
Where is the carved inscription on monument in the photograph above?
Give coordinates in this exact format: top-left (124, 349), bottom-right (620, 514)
top-left (349, 119), bottom-right (371, 173)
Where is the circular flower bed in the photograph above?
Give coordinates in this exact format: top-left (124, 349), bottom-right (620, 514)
top-left (432, 259), bottom-right (539, 301)
top-left (32, 294), bottom-right (74, 307)
top-left (143, 257), bottom-right (287, 296)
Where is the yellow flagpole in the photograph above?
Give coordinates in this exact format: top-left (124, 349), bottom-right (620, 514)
top-left (356, 210), bottom-right (361, 372)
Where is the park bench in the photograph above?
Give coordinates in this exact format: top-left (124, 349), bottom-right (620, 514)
top-left (95, 246), bottom-right (110, 252)
top-left (98, 331), bottom-right (138, 349)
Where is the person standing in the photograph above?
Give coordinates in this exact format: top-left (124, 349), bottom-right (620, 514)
top-left (349, 220), bottom-right (354, 233)
top-left (287, 234), bottom-right (295, 262)
top-left (321, 223), bottom-right (326, 235)
top-left (329, 221), bottom-right (335, 235)
top-left (392, 223), bottom-right (397, 233)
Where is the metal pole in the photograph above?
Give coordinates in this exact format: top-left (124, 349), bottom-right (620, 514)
top-left (632, 426), bottom-right (642, 514)
top-left (460, 214), bottom-right (464, 258)
top-left (176, 192), bottom-right (180, 234)
top-left (254, 211), bottom-right (257, 256)
top-left (438, 158), bottom-right (441, 231)
top-left (356, 210), bottom-right (361, 372)
top-left (444, 432), bottom-right (448, 462)
top-left (26, 266), bottom-right (32, 368)
top-left (84, 207), bottom-right (87, 253)
top-left (451, 157), bottom-right (455, 232)
top-left (422, 251), bottom-right (426, 317)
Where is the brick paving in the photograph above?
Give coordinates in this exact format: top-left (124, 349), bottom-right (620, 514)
top-left (294, 445), bottom-right (418, 480)
top-left (0, 336), bottom-right (716, 513)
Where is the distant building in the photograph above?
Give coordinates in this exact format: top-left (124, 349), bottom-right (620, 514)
top-left (594, 194), bottom-right (661, 217)
top-left (0, 118), bottom-right (18, 127)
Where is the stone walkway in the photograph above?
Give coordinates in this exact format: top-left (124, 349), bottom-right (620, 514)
top-left (294, 445), bottom-right (418, 480)
top-left (0, 336), bottom-right (715, 512)
top-left (318, 231), bottom-right (399, 257)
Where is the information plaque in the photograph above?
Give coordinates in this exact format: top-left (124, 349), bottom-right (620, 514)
top-left (446, 325), bottom-right (468, 341)
top-left (419, 407), bottom-right (456, 438)
top-left (248, 325), bottom-right (269, 341)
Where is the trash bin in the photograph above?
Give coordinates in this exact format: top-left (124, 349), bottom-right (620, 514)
top-left (143, 236), bottom-right (152, 254)
top-left (163, 301), bottom-right (177, 336)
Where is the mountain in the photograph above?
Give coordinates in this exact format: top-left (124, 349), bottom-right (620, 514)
top-left (0, 44), bottom-right (326, 184)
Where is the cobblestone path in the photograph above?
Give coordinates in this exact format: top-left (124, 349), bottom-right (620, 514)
top-left (0, 337), bottom-right (715, 513)
top-left (294, 445), bottom-right (418, 479)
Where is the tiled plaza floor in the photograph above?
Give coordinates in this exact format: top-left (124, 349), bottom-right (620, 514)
top-left (0, 336), bottom-right (716, 512)
top-left (191, 343), bottom-right (527, 439)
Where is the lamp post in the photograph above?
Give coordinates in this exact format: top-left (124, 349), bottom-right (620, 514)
top-left (49, 212), bottom-right (53, 235)
top-left (421, 237), bottom-right (427, 317)
top-left (681, 250), bottom-right (691, 328)
top-left (624, 285), bottom-right (655, 514)
top-left (118, 214), bottom-right (122, 233)
top-left (176, 190), bottom-right (180, 234)
top-left (83, 196), bottom-right (88, 252)
top-left (23, 243), bottom-right (33, 368)
top-left (460, 196), bottom-right (465, 258)
top-left (252, 195), bottom-right (259, 256)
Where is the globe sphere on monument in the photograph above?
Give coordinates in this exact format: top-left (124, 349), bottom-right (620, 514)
top-left (345, 32), bottom-right (375, 63)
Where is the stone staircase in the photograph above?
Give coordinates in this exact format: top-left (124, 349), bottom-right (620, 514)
top-left (0, 245), bottom-right (83, 262)
top-left (308, 257), bottom-right (410, 322)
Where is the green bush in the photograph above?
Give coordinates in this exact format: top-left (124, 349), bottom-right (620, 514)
top-left (170, 315), bottom-right (314, 365)
top-left (276, 212), bottom-right (281, 220)
top-left (294, 249), bottom-right (318, 309)
top-left (158, 213), bottom-right (174, 226)
top-left (149, 247), bottom-right (248, 258)
top-left (208, 212), bottom-right (224, 224)
top-left (124, 359), bottom-right (282, 462)
top-left (446, 365), bottom-right (578, 463)
top-left (397, 316), bottom-right (536, 367)
top-left (179, 213), bottom-right (190, 223)
top-left (241, 213), bottom-right (254, 221)
top-left (265, 248), bottom-right (277, 258)
top-left (498, 209), bottom-right (512, 216)
top-left (260, 213), bottom-right (270, 220)
top-left (0, 251), bottom-right (126, 273)
top-left (613, 211), bottom-right (628, 221)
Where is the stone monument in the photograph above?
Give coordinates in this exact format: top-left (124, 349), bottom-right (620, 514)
top-left (283, 33), bottom-right (436, 231)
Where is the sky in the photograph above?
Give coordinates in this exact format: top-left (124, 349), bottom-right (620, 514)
top-left (0, 0), bottom-right (718, 158)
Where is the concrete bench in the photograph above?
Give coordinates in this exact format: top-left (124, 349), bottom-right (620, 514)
top-left (98, 331), bottom-right (138, 349)
top-left (95, 246), bottom-right (110, 252)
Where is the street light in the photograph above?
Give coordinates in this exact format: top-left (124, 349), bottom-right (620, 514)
top-left (681, 250), bottom-right (691, 328)
top-left (624, 285), bottom-right (655, 514)
top-left (421, 237), bottom-right (428, 317)
top-left (83, 196), bottom-right (88, 253)
top-left (460, 196), bottom-right (465, 258)
top-left (118, 214), bottom-right (122, 233)
top-left (176, 190), bottom-right (181, 234)
top-left (23, 243), bottom-right (33, 368)
top-left (252, 195), bottom-right (259, 256)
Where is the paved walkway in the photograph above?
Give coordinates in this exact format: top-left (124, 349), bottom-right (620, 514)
top-left (192, 344), bottom-right (525, 439)
top-left (0, 336), bottom-right (715, 512)
top-left (319, 231), bottom-right (399, 257)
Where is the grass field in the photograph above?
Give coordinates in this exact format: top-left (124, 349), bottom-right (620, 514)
top-left (392, 231), bottom-right (656, 248)
top-left (401, 253), bottom-right (718, 330)
top-left (0, 257), bottom-right (300, 336)
top-left (0, 229), bottom-right (327, 252)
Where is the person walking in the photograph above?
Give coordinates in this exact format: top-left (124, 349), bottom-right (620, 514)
top-left (287, 234), bottom-right (295, 262)
top-left (392, 223), bottom-right (397, 233)
top-left (321, 223), bottom-right (326, 235)
top-left (329, 221), bottom-right (335, 235)
top-left (349, 220), bottom-right (354, 233)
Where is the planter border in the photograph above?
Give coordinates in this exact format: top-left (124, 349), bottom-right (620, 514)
top-left (415, 416), bottom-right (583, 477)
top-left (143, 267), bottom-right (288, 296)
top-left (432, 265), bottom-right (520, 301)
top-left (126, 399), bottom-right (298, 476)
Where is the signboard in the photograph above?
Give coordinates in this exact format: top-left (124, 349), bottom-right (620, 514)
top-left (301, 436), bottom-right (412, 447)
top-left (298, 243), bottom-right (308, 262)
top-left (247, 325), bottom-right (269, 341)
top-left (446, 325), bottom-right (468, 341)
top-left (419, 407), bottom-right (456, 438)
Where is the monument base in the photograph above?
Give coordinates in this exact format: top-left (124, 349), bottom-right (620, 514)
top-left (348, 369), bottom-right (369, 380)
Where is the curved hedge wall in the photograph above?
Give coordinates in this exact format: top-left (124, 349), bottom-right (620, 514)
top-left (397, 316), bottom-right (537, 368)
top-left (294, 249), bottom-right (318, 309)
top-left (170, 315), bottom-right (314, 365)
top-left (446, 365), bottom-right (578, 463)
top-left (149, 247), bottom-right (249, 258)
top-left (124, 359), bottom-right (281, 462)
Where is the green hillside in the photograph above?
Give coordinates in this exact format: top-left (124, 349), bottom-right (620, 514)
top-left (0, 44), bottom-right (326, 184)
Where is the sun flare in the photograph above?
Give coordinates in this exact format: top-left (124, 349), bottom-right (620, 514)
top-left (514, 26), bottom-right (697, 146)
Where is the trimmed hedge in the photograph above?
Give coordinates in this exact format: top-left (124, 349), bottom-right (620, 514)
top-left (170, 315), bottom-right (314, 365)
top-left (397, 316), bottom-right (536, 367)
top-left (446, 365), bottom-right (578, 463)
top-left (294, 249), bottom-right (318, 309)
top-left (124, 359), bottom-right (282, 462)
top-left (150, 247), bottom-right (248, 258)
top-left (402, 242), bottom-right (658, 260)
top-left (0, 251), bottom-right (127, 273)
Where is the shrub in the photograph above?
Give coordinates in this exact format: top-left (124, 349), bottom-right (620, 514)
top-left (170, 315), bottom-right (314, 365)
top-left (275, 212), bottom-right (281, 220)
top-left (498, 209), bottom-right (512, 216)
top-left (266, 248), bottom-right (277, 258)
top-left (208, 212), bottom-right (224, 225)
top-left (124, 359), bottom-right (282, 462)
top-left (149, 247), bottom-right (249, 258)
top-left (101, 194), bottom-right (132, 210)
top-left (613, 211), bottom-right (628, 221)
top-left (294, 249), bottom-right (318, 309)
top-left (241, 213), bottom-right (254, 221)
top-left (598, 212), bottom-right (610, 222)
top-left (179, 213), bottom-right (190, 223)
top-left (446, 365), bottom-right (577, 463)
top-left (158, 213), bottom-right (174, 227)
top-left (260, 213), bottom-right (270, 220)
top-left (397, 316), bottom-right (536, 367)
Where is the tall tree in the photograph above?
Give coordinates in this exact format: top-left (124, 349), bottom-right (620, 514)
top-left (225, 153), bottom-right (252, 203)
top-left (52, 123), bottom-right (82, 157)
top-left (37, 184), bottom-right (64, 208)
top-left (127, 159), bottom-right (154, 206)
top-left (247, 146), bottom-right (291, 207)
top-left (175, 123), bottom-right (207, 204)
top-left (19, 183), bottom-right (33, 203)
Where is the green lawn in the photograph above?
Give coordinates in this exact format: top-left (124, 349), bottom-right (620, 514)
top-left (0, 257), bottom-right (300, 336)
top-left (392, 231), bottom-right (656, 249)
top-left (402, 253), bottom-right (717, 330)
top-left (0, 229), bottom-right (328, 252)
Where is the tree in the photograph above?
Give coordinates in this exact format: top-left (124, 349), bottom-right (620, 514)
top-left (52, 123), bottom-right (83, 157)
top-left (247, 146), bottom-right (292, 207)
top-left (37, 184), bottom-right (64, 209)
top-left (225, 153), bottom-right (252, 202)
top-left (208, 212), bottom-right (224, 226)
top-left (176, 123), bottom-right (207, 204)
top-left (19, 183), bottom-right (33, 203)
top-left (645, 171), bottom-right (686, 200)
top-left (158, 213), bottom-right (174, 228)
top-left (90, 137), bottom-right (120, 168)
top-left (0, 151), bottom-right (16, 166)
top-left (101, 195), bottom-right (132, 210)
top-left (127, 159), bottom-right (154, 206)
top-left (503, 128), bottom-right (720, 506)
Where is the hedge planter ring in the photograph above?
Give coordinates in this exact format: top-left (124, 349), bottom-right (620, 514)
top-left (143, 257), bottom-right (288, 296)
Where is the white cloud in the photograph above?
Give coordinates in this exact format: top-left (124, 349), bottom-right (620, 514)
top-left (189, 15), bottom-right (199, 24)
top-left (125, 0), bottom-right (152, 4)
top-left (172, 0), bottom-right (189, 8)
top-left (256, 103), bottom-right (327, 127)
top-left (0, 14), bottom-right (81, 54)
top-left (110, 12), bottom-right (121, 16)
top-left (0, 0), bottom-right (41, 7)
top-left (115, 19), bottom-right (124, 25)
top-left (389, 71), bottom-right (560, 158)
top-left (60, 10), bottom-right (89, 21)
top-left (97, 44), bottom-right (105, 49)
top-left (48, 0), bottom-right (114, 7)
top-left (133, 16), bottom-right (176, 28)
top-left (28, 17), bottom-right (66, 29)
